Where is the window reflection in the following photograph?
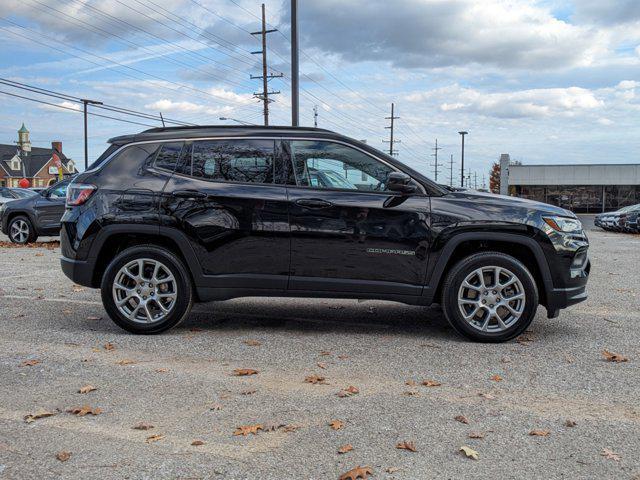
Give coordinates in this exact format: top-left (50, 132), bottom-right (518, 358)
top-left (512, 185), bottom-right (640, 212)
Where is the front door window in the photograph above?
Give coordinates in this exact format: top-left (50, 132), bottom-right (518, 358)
top-left (289, 140), bottom-right (394, 191)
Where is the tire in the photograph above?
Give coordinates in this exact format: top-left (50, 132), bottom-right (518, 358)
top-left (441, 252), bottom-right (539, 343)
top-left (8, 215), bottom-right (37, 244)
top-left (101, 245), bottom-right (194, 334)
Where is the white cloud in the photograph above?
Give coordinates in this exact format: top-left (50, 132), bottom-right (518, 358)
top-left (408, 85), bottom-right (603, 119)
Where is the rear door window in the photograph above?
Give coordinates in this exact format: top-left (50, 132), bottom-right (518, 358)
top-left (185, 139), bottom-right (276, 184)
top-left (153, 142), bottom-right (186, 172)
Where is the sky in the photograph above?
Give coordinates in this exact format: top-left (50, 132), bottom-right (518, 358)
top-left (0, 0), bottom-right (639, 184)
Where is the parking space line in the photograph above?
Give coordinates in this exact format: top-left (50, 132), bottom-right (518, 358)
top-left (0, 295), bottom-right (102, 306)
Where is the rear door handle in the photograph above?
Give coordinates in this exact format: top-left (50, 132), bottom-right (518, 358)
top-left (295, 198), bottom-right (333, 209)
top-left (172, 190), bottom-right (207, 199)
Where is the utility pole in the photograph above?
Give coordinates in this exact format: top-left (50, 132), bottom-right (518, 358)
top-left (431, 138), bottom-right (443, 182)
top-left (291, 0), bottom-right (299, 126)
top-left (383, 103), bottom-right (400, 156)
top-left (449, 154), bottom-right (454, 187)
top-left (474, 171), bottom-right (478, 190)
top-left (81, 98), bottom-right (103, 170)
top-left (458, 131), bottom-right (468, 187)
top-left (159, 112), bottom-right (165, 127)
top-left (482, 173), bottom-right (486, 190)
top-left (313, 105), bottom-right (318, 128)
top-left (251, 4), bottom-right (282, 126)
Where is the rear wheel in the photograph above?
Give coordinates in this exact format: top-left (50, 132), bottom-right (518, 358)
top-left (8, 215), bottom-right (37, 244)
top-left (101, 245), bottom-right (194, 334)
top-left (441, 252), bottom-right (538, 343)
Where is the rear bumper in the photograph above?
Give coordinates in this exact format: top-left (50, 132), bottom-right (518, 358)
top-left (60, 256), bottom-right (95, 287)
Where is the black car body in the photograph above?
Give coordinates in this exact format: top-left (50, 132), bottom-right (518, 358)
top-left (0, 180), bottom-right (71, 243)
top-left (59, 126), bottom-right (590, 342)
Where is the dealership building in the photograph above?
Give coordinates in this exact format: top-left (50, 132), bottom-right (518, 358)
top-left (499, 154), bottom-right (640, 213)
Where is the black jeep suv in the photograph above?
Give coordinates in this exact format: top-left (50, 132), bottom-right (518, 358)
top-left (60, 126), bottom-right (590, 342)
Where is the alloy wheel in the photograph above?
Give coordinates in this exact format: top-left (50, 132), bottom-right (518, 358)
top-left (10, 220), bottom-right (29, 243)
top-left (112, 258), bottom-right (178, 324)
top-left (457, 266), bottom-right (526, 333)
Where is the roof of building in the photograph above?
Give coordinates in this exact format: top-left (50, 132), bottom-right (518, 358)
top-left (0, 144), bottom-right (73, 178)
top-left (507, 162), bottom-right (640, 186)
top-left (108, 125), bottom-right (338, 145)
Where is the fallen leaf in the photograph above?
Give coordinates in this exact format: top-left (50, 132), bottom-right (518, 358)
top-left (103, 342), bottom-right (115, 351)
top-left (396, 441), bottom-right (417, 452)
top-left (403, 391), bottom-right (419, 396)
top-left (35, 253), bottom-right (44, 257)
top-left (468, 431), bottom-right (485, 439)
top-left (422, 380), bottom-right (442, 387)
top-left (386, 467), bottom-right (400, 474)
top-left (24, 409), bottom-right (55, 423)
top-left (602, 350), bottom-right (628, 363)
top-left (317, 362), bottom-right (327, 369)
top-left (320, 350), bottom-right (331, 356)
top-left (454, 415), bottom-right (469, 424)
top-left (72, 286), bottom-right (84, 292)
top-left (337, 386), bottom-right (359, 397)
top-left (115, 359), bottom-right (136, 365)
top-left (63, 309), bottom-right (72, 315)
top-left (20, 359), bottom-right (40, 367)
top-left (460, 445), bottom-right (479, 460)
top-left (78, 385), bottom-right (96, 394)
top-left (240, 389), bottom-right (257, 395)
top-left (210, 404), bottom-right (223, 411)
top-left (191, 440), bottom-right (205, 446)
top-left (339, 465), bottom-right (373, 480)
top-left (478, 392), bottom-right (495, 400)
top-left (338, 354), bottom-right (349, 360)
top-left (405, 380), bottom-right (417, 386)
top-left (56, 451), bottom-right (71, 462)
top-left (305, 374), bottom-right (328, 385)
top-left (338, 444), bottom-right (353, 454)
top-left (601, 448), bottom-right (621, 461)
top-left (516, 333), bottom-right (534, 344)
top-left (233, 424), bottom-right (263, 436)
top-left (145, 434), bottom-right (164, 443)
top-left (490, 374), bottom-right (503, 382)
top-left (564, 419), bottom-right (577, 427)
top-left (86, 316), bottom-right (101, 321)
top-left (281, 424), bottom-right (300, 433)
top-left (67, 405), bottom-right (102, 417)
top-left (155, 368), bottom-right (168, 373)
top-left (133, 422), bottom-right (154, 430)
top-left (529, 429), bottom-right (550, 437)
top-left (329, 419), bottom-right (344, 430)
top-left (243, 339), bottom-right (261, 346)
top-left (233, 368), bottom-right (258, 376)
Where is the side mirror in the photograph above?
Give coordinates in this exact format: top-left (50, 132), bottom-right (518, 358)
top-left (387, 172), bottom-right (416, 194)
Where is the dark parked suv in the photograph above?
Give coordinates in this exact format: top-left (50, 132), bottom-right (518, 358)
top-left (1, 179), bottom-right (72, 243)
top-left (60, 126), bottom-right (590, 342)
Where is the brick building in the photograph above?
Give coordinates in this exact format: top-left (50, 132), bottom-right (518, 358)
top-left (0, 124), bottom-right (77, 188)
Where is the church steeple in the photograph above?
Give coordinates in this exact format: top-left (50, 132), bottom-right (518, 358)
top-left (17, 123), bottom-right (31, 154)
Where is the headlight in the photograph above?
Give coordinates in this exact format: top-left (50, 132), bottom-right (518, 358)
top-left (543, 216), bottom-right (582, 233)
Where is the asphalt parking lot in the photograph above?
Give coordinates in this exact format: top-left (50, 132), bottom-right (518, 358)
top-left (0, 216), bottom-right (638, 480)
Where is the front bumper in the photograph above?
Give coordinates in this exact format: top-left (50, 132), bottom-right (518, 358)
top-left (545, 258), bottom-right (590, 318)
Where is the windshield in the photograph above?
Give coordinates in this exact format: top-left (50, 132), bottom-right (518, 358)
top-left (13, 189), bottom-right (38, 198)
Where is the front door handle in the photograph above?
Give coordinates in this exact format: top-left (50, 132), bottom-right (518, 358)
top-left (172, 190), bottom-right (207, 199)
top-left (295, 198), bottom-right (333, 209)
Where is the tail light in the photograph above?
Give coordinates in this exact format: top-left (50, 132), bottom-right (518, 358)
top-left (66, 183), bottom-right (96, 206)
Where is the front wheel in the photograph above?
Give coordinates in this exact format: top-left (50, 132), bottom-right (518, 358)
top-left (8, 215), bottom-right (37, 244)
top-left (441, 252), bottom-right (539, 343)
top-left (101, 245), bottom-right (194, 334)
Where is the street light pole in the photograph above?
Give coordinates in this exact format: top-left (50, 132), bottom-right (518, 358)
top-left (291, 0), bottom-right (299, 126)
top-left (458, 131), bottom-right (468, 187)
top-left (82, 98), bottom-right (103, 171)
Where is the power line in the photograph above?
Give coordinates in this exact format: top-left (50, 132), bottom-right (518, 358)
top-left (0, 89), bottom-right (157, 128)
top-left (0, 78), bottom-right (196, 126)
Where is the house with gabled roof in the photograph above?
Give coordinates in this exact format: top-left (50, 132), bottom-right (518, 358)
top-left (0, 124), bottom-right (77, 188)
